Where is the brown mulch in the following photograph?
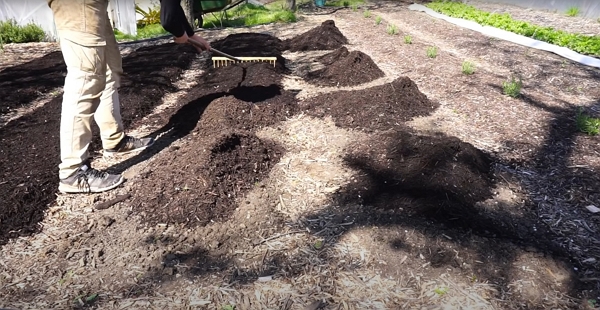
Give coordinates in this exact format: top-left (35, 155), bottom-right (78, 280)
top-left (283, 20), bottom-right (349, 51)
top-left (306, 48), bottom-right (385, 86)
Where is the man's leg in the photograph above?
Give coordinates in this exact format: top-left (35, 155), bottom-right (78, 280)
top-left (56, 38), bottom-right (124, 193)
top-left (94, 12), bottom-right (125, 150)
top-left (57, 38), bottom-right (106, 179)
top-left (99, 15), bottom-right (155, 156)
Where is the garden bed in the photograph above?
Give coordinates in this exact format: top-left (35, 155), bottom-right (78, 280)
top-left (1, 3), bottom-right (600, 309)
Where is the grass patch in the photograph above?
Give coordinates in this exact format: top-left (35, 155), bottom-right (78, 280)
top-left (426, 1), bottom-right (600, 56)
top-left (387, 24), bottom-right (399, 35)
top-left (325, 0), bottom-right (364, 7)
top-left (427, 46), bottom-right (438, 58)
top-left (404, 35), bottom-right (412, 44)
top-left (363, 10), bottom-right (371, 18)
top-left (114, 24), bottom-right (169, 41)
top-left (566, 7), bottom-right (580, 17)
top-left (576, 109), bottom-right (600, 135)
top-left (0, 19), bottom-right (47, 44)
top-left (375, 16), bottom-right (382, 25)
top-left (502, 76), bottom-right (523, 97)
top-left (203, 3), bottom-right (296, 28)
top-left (462, 60), bottom-right (475, 74)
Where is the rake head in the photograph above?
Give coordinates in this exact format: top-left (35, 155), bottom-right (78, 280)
top-left (212, 56), bottom-right (277, 68)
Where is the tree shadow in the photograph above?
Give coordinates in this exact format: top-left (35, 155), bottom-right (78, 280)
top-left (0, 51), bottom-right (66, 116)
top-left (295, 86), bottom-right (600, 306)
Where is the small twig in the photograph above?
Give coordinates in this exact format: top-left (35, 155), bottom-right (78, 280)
top-left (94, 194), bottom-right (131, 210)
top-left (580, 277), bottom-right (600, 282)
top-left (253, 230), bottom-right (306, 246)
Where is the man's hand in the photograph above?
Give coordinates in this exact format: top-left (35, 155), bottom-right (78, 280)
top-left (188, 34), bottom-right (211, 52)
top-left (174, 33), bottom-right (211, 53)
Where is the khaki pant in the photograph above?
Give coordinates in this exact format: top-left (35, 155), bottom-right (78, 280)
top-left (48, 0), bottom-right (125, 179)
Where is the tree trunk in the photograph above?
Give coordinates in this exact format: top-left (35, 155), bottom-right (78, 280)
top-left (286, 0), bottom-right (296, 12)
top-left (182, 0), bottom-right (196, 29)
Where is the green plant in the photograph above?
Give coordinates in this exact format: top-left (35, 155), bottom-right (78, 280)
top-left (434, 287), bottom-right (448, 296)
top-left (343, 1), bottom-right (350, 7)
top-left (427, 46), bottom-right (438, 58)
top-left (375, 16), bottom-right (382, 25)
top-left (566, 7), bottom-right (580, 17)
top-left (222, 305), bottom-right (235, 310)
top-left (425, 1), bottom-right (600, 56)
top-left (462, 60), bottom-right (475, 74)
top-left (0, 19), bottom-right (46, 44)
top-left (135, 5), bottom-right (161, 27)
top-left (363, 10), bottom-right (371, 18)
top-left (352, 4), bottom-right (358, 11)
top-left (114, 23), bottom-right (170, 42)
top-left (576, 109), bottom-right (600, 135)
top-left (502, 76), bottom-right (523, 98)
top-left (404, 35), bottom-right (412, 44)
top-left (387, 24), bottom-right (398, 35)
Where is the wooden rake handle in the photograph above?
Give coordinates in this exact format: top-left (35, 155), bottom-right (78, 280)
top-left (187, 39), bottom-right (242, 62)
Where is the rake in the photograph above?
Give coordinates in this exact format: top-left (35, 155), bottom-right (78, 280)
top-left (188, 39), bottom-right (277, 68)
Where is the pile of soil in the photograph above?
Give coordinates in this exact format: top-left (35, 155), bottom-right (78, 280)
top-left (283, 20), bottom-right (349, 52)
top-left (317, 46), bottom-right (350, 65)
top-left (130, 132), bottom-right (283, 227)
top-left (129, 58), bottom-right (299, 227)
top-left (0, 44), bottom-right (196, 245)
top-left (337, 130), bottom-right (495, 212)
top-left (210, 33), bottom-right (287, 73)
top-left (306, 48), bottom-right (385, 86)
top-left (303, 76), bottom-right (439, 132)
top-left (0, 51), bottom-right (65, 115)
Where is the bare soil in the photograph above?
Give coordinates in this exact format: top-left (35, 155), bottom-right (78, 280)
top-left (1, 2), bottom-right (600, 310)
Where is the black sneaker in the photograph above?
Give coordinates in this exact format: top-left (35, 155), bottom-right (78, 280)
top-left (104, 135), bottom-right (155, 156)
top-left (59, 165), bottom-right (124, 193)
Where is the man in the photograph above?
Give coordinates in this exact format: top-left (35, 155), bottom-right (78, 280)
top-left (48, 0), bottom-right (211, 194)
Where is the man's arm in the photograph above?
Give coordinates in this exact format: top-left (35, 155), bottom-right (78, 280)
top-left (159, 0), bottom-right (195, 37)
top-left (159, 0), bottom-right (211, 52)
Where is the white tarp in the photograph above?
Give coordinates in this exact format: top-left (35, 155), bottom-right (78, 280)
top-left (409, 4), bottom-right (600, 69)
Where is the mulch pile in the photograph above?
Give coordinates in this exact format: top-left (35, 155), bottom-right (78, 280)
top-left (307, 47), bottom-right (385, 86)
top-left (337, 130), bottom-right (494, 212)
top-left (128, 47), bottom-right (298, 227)
top-left (283, 20), bottom-right (348, 52)
top-left (303, 76), bottom-right (439, 132)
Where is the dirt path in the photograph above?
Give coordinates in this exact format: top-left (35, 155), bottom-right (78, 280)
top-left (1, 2), bottom-right (600, 310)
